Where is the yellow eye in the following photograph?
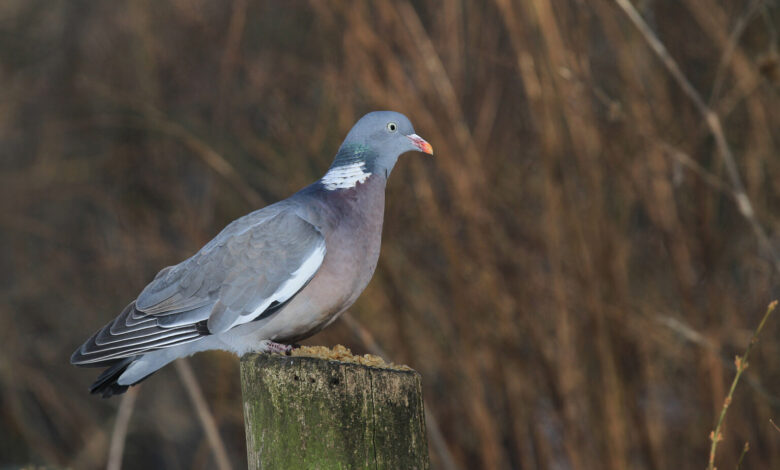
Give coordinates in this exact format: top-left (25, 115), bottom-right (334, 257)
top-left (387, 122), bottom-right (397, 132)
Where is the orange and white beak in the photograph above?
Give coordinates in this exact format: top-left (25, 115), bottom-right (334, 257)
top-left (406, 134), bottom-right (434, 155)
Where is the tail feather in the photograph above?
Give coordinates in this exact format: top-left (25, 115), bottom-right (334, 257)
top-left (73, 300), bottom-right (211, 397)
top-left (89, 356), bottom-right (153, 398)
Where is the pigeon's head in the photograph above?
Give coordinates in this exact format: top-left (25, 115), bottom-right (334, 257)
top-left (330, 111), bottom-right (433, 183)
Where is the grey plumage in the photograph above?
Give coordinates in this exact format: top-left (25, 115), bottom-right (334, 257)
top-left (71, 111), bottom-right (433, 397)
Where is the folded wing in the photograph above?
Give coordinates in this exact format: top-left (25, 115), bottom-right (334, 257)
top-left (71, 210), bottom-right (326, 366)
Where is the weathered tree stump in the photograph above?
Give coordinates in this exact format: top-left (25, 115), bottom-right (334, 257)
top-left (240, 350), bottom-right (430, 469)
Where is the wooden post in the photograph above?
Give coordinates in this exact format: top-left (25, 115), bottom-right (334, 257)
top-left (240, 350), bottom-right (430, 469)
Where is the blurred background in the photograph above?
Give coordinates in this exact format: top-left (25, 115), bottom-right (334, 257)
top-left (1, 0), bottom-right (779, 469)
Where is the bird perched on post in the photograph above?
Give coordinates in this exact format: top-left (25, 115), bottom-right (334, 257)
top-left (71, 111), bottom-right (433, 397)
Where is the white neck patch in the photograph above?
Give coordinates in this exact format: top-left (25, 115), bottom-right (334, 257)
top-left (321, 162), bottom-right (372, 190)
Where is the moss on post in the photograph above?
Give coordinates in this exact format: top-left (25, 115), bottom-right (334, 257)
top-left (240, 350), bottom-right (430, 470)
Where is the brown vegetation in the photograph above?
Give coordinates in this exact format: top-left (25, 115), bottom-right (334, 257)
top-left (1, 0), bottom-right (778, 469)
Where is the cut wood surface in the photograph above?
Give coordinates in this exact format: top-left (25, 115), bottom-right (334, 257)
top-left (241, 348), bottom-right (430, 469)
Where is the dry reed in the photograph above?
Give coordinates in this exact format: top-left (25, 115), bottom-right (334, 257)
top-left (1, 1), bottom-right (778, 469)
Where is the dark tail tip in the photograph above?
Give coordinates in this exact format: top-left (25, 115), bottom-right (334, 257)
top-left (89, 358), bottom-right (135, 398)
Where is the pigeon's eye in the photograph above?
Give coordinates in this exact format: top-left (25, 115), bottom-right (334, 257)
top-left (387, 122), bottom-right (397, 132)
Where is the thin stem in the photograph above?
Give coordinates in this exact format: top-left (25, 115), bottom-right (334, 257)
top-left (613, 0), bottom-right (780, 274)
top-left (106, 386), bottom-right (139, 470)
top-left (708, 0), bottom-right (764, 105)
top-left (658, 143), bottom-right (732, 194)
top-left (175, 359), bottom-right (233, 470)
top-left (707, 301), bottom-right (777, 470)
top-left (770, 418), bottom-right (780, 433)
top-left (735, 442), bottom-right (749, 470)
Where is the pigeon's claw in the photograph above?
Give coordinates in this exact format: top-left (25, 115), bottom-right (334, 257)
top-left (266, 341), bottom-right (293, 355)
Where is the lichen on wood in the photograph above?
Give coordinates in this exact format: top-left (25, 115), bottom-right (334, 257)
top-left (240, 348), bottom-right (429, 469)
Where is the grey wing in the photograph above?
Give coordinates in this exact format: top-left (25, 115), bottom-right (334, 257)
top-left (71, 210), bottom-right (326, 366)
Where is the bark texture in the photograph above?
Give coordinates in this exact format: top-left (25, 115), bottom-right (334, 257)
top-left (240, 353), bottom-right (429, 470)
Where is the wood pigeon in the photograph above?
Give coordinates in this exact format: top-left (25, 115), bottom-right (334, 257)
top-left (71, 111), bottom-right (433, 397)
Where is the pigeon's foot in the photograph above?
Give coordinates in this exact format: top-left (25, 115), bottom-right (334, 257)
top-left (266, 341), bottom-right (293, 355)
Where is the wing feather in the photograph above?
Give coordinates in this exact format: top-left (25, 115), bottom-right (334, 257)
top-left (71, 207), bottom-right (326, 365)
